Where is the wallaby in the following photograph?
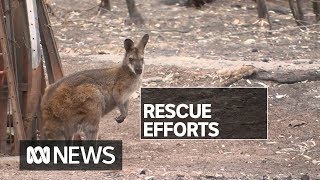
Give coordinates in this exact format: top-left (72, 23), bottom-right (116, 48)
top-left (41, 34), bottom-right (149, 140)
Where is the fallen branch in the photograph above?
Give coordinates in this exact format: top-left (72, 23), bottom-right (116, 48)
top-left (216, 65), bottom-right (320, 86)
top-left (216, 65), bottom-right (258, 86)
top-left (251, 69), bottom-right (320, 84)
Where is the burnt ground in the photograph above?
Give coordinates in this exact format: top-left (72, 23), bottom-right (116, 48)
top-left (1, 0), bottom-right (320, 179)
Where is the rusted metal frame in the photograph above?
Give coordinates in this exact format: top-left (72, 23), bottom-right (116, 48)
top-left (0, 89), bottom-right (8, 153)
top-left (0, 45), bottom-right (8, 154)
top-left (26, 0), bottom-right (41, 69)
top-left (37, 62), bottom-right (46, 140)
top-left (9, 0), bottom-right (31, 146)
top-left (0, 0), bottom-right (13, 154)
top-left (37, 0), bottom-right (63, 84)
top-left (0, 0), bottom-right (6, 154)
top-left (40, 29), bottom-right (54, 83)
top-left (2, 0), bottom-right (14, 153)
top-left (24, 0), bottom-right (43, 140)
top-left (0, 1), bottom-right (26, 155)
top-left (10, 0), bottom-right (27, 144)
top-left (24, 64), bottom-right (42, 140)
top-left (3, 0), bottom-right (16, 77)
top-left (27, 59), bottom-right (43, 140)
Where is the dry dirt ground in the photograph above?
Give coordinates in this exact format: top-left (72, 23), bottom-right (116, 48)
top-left (1, 0), bottom-right (320, 179)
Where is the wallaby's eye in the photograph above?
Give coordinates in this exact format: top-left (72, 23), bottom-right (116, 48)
top-left (129, 58), bottom-right (134, 63)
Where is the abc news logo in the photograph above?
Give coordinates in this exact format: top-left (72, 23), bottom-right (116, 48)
top-left (20, 141), bottom-right (122, 170)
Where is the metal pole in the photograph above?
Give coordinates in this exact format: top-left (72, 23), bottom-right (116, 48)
top-left (37, 0), bottom-right (63, 84)
top-left (24, 0), bottom-right (43, 139)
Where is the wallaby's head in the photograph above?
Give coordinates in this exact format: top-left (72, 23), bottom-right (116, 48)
top-left (123, 34), bottom-right (149, 75)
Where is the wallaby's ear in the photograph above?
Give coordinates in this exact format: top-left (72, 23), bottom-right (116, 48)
top-left (124, 39), bottom-right (134, 52)
top-left (137, 34), bottom-right (149, 50)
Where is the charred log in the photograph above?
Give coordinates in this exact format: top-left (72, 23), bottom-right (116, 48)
top-left (251, 70), bottom-right (320, 84)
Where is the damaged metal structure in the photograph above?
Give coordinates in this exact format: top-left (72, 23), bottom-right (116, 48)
top-left (0, 0), bottom-right (63, 155)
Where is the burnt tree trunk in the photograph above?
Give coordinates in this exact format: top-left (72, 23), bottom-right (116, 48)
top-left (256, 0), bottom-right (268, 19)
top-left (288, 0), bottom-right (307, 26)
top-left (256, 0), bottom-right (271, 29)
top-left (313, 1), bottom-right (320, 22)
top-left (296, 0), bottom-right (305, 22)
top-left (125, 0), bottom-right (144, 26)
top-left (99, 0), bottom-right (111, 14)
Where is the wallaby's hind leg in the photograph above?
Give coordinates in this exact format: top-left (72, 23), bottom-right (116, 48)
top-left (78, 103), bottom-right (102, 140)
top-left (43, 120), bottom-right (65, 140)
top-left (82, 123), bottom-right (99, 140)
top-left (78, 115), bottom-right (100, 140)
top-left (72, 132), bottom-right (86, 140)
top-left (68, 84), bottom-right (103, 140)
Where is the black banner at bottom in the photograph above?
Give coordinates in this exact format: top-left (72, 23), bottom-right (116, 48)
top-left (20, 140), bottom-right (122, 170)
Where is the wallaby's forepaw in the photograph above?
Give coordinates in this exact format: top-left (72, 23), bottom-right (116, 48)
top-left (115, 115), bottom-right (126, 123)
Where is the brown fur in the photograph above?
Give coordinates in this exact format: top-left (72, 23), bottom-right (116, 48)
top-left (41, 34), bottom-right (149, 140)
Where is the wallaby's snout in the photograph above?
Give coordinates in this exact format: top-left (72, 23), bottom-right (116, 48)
top-left (134, 61), bottom-right (143, 75)
top-left (135, 67), bottom-right (143, 75)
